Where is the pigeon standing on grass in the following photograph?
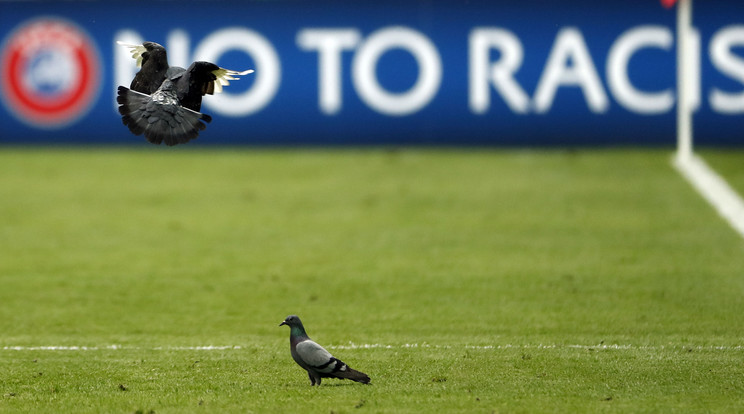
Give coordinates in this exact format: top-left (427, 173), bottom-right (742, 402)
top-left (115, 41), bottom-right (253, 146)
top-left (280, 315), bottom-right (371, 386)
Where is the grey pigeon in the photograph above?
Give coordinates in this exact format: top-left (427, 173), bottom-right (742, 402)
top-left (280, 315), bottom-right (371, 386)
top-left (116, 41), bottom-right (253, 145)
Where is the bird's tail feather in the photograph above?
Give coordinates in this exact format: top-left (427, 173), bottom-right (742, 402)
top-left (337, 367), bottom-right (371, 384)
top-left (116, 86), bottom-right (211, 146)
top-left (116, 86), bottom-right (149, 136)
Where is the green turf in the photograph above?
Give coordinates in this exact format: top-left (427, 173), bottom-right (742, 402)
top-left (0, 148), bottom-right (743, 413)
top-left (700, 149), bottom-right (744, 196)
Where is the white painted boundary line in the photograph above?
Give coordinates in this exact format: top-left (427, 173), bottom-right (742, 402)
top-left (2, 343), bottom-right (742, 352)
top-left (671, 0), bottom-right (744, 239)
top-left (328, 343), bottom-right (744, 351)
top-left (674, 154), bottom-right (744, 239)
top-left (1, 345), bottom-right (242, 351)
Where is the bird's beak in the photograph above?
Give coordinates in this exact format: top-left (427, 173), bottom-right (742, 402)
top-left (279, 321), bottom-right (287, 327)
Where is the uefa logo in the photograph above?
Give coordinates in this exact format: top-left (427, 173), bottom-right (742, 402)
top-left (0, 17), bottom-right (101, 128)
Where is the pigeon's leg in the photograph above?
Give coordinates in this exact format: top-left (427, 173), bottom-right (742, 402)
top-left (308, 371), bottom-right (321, 386)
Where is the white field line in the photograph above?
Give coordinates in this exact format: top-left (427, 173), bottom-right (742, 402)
top-left (1, 345), bottom-right (241, 351)
top-left (328, 343), bottom-right (743, 351)
top-left (2, 343), bottom-right (742, 352)
top-left (674, 154), bottom-right (744, 239)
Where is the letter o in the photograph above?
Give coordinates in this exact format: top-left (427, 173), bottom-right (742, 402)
top-left (352, 27), bottom-right (442, 116)
top-left (194, 28), bottom-right (280, 116)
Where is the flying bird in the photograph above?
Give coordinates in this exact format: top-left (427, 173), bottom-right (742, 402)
top-left (116, 41), bottom-right (253, 146)
top-left (280, 315), bottom-right (371, 386)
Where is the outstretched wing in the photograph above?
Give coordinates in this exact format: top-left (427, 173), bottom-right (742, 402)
top-left (173, 62), bottom-right (254, 111)
top-left (117, 41), bottom-right (169, 94)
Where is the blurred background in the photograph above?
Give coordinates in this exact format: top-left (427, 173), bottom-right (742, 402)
top-left (0, 0), bottom-right (742, 146)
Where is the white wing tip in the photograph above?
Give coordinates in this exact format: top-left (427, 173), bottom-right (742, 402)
top-left (232, 69), bottom-right (255, 76)
top-left (211, 68), bottom-right (255, 93)
top-left (116, 40), bottom-right (139, 48)
top-left (116, 41), bottom-right (147, 68)
top-left (219, 68), bottom-right (255, 77)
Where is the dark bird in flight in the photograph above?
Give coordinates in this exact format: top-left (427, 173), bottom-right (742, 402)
top-left (116, 41), bottom-right (253, 146)
top-left (280, 315), bottom-right (371, 386)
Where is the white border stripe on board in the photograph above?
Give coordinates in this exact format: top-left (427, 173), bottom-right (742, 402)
top-left (674, 154), bottom-right (744, 239)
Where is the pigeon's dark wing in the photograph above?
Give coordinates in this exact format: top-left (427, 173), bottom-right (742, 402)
top-left (295, 340), bottom-right (335, 369)
top-left (117, 41), bottom-right (170, 94)
top-left (173, 61), bottom-right (254, 112)
top-left (116, 85), bottom-right (211, 146)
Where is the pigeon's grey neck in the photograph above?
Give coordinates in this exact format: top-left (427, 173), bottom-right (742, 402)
top-left (290, 324), bottom-right (308, 339)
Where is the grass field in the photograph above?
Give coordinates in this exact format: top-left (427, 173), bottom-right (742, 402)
top-left (1, 148), bottom-right (743, 413)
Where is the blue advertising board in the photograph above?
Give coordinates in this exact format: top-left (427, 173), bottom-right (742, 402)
top-left (0, 0), bottom-right (742, 146)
